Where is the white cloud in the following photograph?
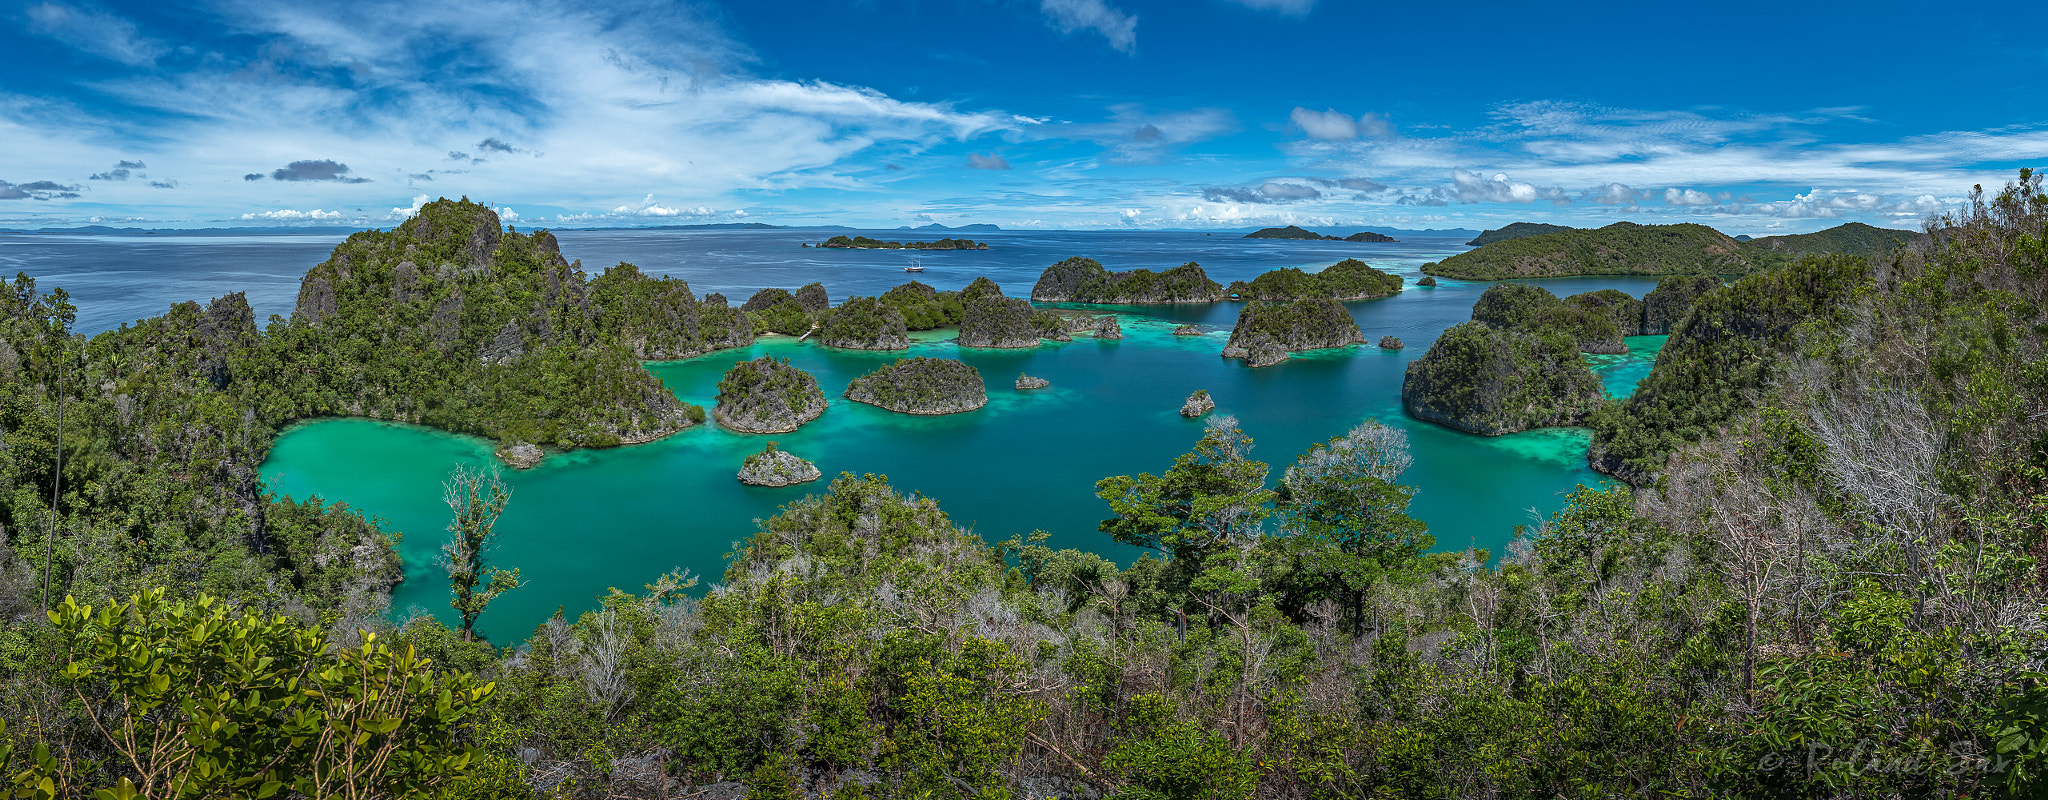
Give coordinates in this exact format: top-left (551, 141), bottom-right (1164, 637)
top-left (1039, 0), bottom-right (1138, 54)
top-left (1291, 107), bottom-right (1357, 141)
top-left (1452, 169), bottom-right (1541, 203)
top-left (388, 194), bottom-right (431, 220)
top-left (498, 207), bottom-right (520, 223)
top-left (1663, 187), bottom-right (1715, 206)
top-left (607, 196), bottom-right (718, 218)
top-left (1041, 104), bottom-right (1237, 164)
top-left (25, 2), bottom-right (165, 66)
top-left (1592, 183), bottom-right (1639, 205)
top-left (967, 153), bottom-right (1011, 170)
top-left (240, 208), bottom-right (347, 222)
top-left (1223, 0), bottom-right (1316, 14)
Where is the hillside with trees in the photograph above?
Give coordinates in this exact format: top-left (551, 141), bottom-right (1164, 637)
top-left (1427, 221), bottom-right (1757, 279)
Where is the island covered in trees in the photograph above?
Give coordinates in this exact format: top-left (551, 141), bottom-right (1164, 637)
top-left (1244, 225), bottom-right (1399, 242)
top-left (818, 235), bottom-right (990, 250)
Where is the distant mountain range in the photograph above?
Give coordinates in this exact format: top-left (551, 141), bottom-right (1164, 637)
top-left (896, 222), bottom-right (1002, 232)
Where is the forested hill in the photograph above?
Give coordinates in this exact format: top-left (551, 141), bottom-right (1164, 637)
top-left (1746, 221), bottom-right (1924, 262)
top-left (1427, 221), bottom-right (1754, 279)
top-left (1465, 221), bottom-right (1573, 246)
top-left (274, 198), bottom-right (737, 451)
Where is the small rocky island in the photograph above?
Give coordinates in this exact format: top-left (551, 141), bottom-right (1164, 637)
top-left (1180, 389), bottom-right (1215, 417)
top-left (1226, 259), bottom-right (1403, 301)
top-left (1173, 324), bottom-right (1203, 336)
top-left (820, 235), bottom-right (989, 250)
top-left (1220, 299), bottom-right (1367, 367)
top-left (714, 356), bottom-right (828, 433)
top-left (818, 296), bottom-right (911, 350)
top-left (844, 357), bottom-right (988, 414)
top-left (1016, 373), bottom-right (1049, 390)
top-left (1379, 336), bottom-right (1404, 350)
top-left (958, 279), bottom-right (1043, 348)
top-left (1417, 276), bottom-right (1438, 287)
top-left (1030, 257), bottom-right (1226, 303)
top-left (496, 441), bottom-right (545, 469)
top-left (737, 442), bottom-right (822, 487)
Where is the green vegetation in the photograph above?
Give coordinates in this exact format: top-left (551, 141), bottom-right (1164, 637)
top-left (819, 235), bottom-right (989, 250)
top-left (817, 295), bottom-right (910, 350)
top-left (1029, 257), bottom-right (1225, 303)
top-left (1466, 221), bottom-right (1573, 246)
top-left (1429, 221), bottom-right (1755, 279)
top-left (1227, 258), bottom-right (1403, 301)
top-left (1402, 321), bottom-right (1607, 434)
top-left (959, 282), bottom-right (1042, 348)
top-left (740, 287), bottom-right (813, 336)
top-left (3, 176), bottom-right (2047, 798)
top-left (441, 465), bottom-right (520, 640)
top-left (878, 280), bottom-right (965, 330)
top-left (737, 441), bottom-right (821, 487)
top-left (1746, 221), bottom-right (1923, 265)
top-left (843, 356), bottom-right (988, 414)
top-left (1221, 298), bottom-right (1365, 366)
top-left (1241, 226), bottom-right (1397, 242)
top-left (1344, 230), bottom-right (1397, 242)
top-left (713, 356), bottom-right (828, 433)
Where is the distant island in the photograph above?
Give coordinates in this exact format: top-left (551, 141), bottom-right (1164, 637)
top-left (896, 222), bottom-right (1002, 232)
top-left (819, 235), bottom-right (990, 250)
top-left (1243, 225), bottom-right (1399, 242)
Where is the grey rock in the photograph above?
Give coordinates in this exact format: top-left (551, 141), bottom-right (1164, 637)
top-left (1180, 390), bottom-right (1215, 417)
top-left (496, 441), bottom-right (544, 469)
top-left (1016, 374), bottom-right (1050, 390)
top-left (293, 276), bottom-right (337, 325)
top-left (737, 444), bottom-right (822, 487)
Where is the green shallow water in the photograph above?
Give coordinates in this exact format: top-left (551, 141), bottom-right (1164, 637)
top-left (263, 290), bottom-right (1665, 643)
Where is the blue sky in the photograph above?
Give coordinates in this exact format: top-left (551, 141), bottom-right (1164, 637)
top-left (2, 0), bottom-right (2044, 232)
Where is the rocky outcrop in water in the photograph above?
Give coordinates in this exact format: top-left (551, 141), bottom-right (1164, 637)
top-left (1016, 374), bottom-right (1049, 390)
top-left (715, 357), bottom-right (827, 433)
top-left (819, 296), bottom-right (910, 350)
top-left (1173, 324), bottom-right (1203, 336)
top-left (1379, 336), bottom-right (1404, 350)
top-left (277, 198), bottom-right (705, 451)
top-left (1030, 257), bottom-right (1225, 303)
top-left (1181, 390), bottom-right (1215, 417)
top-left (1220, 299), bottom-right (1365, 367)
top-left (959, 281), bottom-right (1041, 348)
top-left (738, 443), bottom-right (822, 487)
top-left (497, 441), bottom-right (544, 469)
top-left (844, 357), bottom-right (987, 414)
top-left (1417, 276), bottom-right (1437, 287)
top-left (1401, 323), bottom-right (1606, 435)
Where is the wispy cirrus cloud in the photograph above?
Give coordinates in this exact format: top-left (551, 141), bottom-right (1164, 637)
top-left (25, 1), bottom-right (166, 66)
top-left (1038, 0), bottom-right (1138, 53)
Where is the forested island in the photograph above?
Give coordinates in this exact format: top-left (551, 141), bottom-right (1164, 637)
top-left (0, 174), bottom-right (2044, 799)
top-left (818, 235), bottom-right (989, 250)
top-left (843, 356), bottom-right (989, 414)
top-left (1225, 258), bottom-right (1403, 300)
top-left (1029, 256), bottom-right (1226, 303)
top-left (1221, 298), bottom-right (1367, 366)
top-left (1244, 225), bottom-right (1399, 242)
top-left (1438, 220), bottom-right (1924, 279)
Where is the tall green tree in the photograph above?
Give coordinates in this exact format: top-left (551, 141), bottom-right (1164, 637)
top-left (1094, 416), bottom-right (1274, 571)
top-left (441, 465), bottom-right (520, 641)
top-left (1275, 419), bottom-right (1432, 632)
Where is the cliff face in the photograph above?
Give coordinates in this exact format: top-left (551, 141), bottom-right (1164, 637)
top-left (1029, 257), bottom-right (1225, 303)
top-left (958, 281), bottom-right (1041, 348)
top-left (715, 356), bottom-right (827, 433)
top-left (819, 297), bottom-right (910, 350)
top-left (1220, 299), bottom-right (1366, 367)
top-left (1428, 222), bottom-right (1754, 280)
top-left (843, 357), bottom-right (988, 415)
top-left (276, 198), bottom-right (704, 452)
top-left (1401, 323), bottom-right (1607, 435)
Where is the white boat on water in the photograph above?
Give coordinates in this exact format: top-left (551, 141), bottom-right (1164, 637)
top-left (904, 258), bottom-right (925, 273)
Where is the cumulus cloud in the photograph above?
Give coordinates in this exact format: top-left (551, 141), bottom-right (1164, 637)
top-left (1202, 181), bottom-right (1322, 204)
top-left (1223, 0), bottom-right (1316, 14)
top-left (476, 137), bottom-right (534, 156)
top-left (262, 159), bottom-right (370, 183)
top-left (90, 168), bottom-right (130, 181)
top-left (1452, 169), bottom-right (1542, 203)
top-left (239, 208), bottom-right (347, 221)
top-left (1288, 107), bottom-right (1393, 141)
top-left (388, 195), bottom-right (431, 220)
top-left (0, 180), bottom-right (83, 200)
top-left (1663, 187), bottom-right (1715, 206)
top-left (1591, 183), bottom-right (1640, 205)
top-left (1039, 0), bottom-right (1138, 54)
top-left (1308, 176), bottom-right (1386, 192)
top-left (25, 2), bottom-right (166, 66)
top-left (967, 153), bottom-right (1011, 170)
top-left (148, 180), bottom-right (177, 189)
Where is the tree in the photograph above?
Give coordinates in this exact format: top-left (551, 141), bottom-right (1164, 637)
top-left (49, 590), bottom-right (493, 799)
top-left (1274, 419), bottom-right (1432, 633)
top-left (1095, 415), bottom-right (1274, 571)
top-left (441, 464), bottom-right (520, 641)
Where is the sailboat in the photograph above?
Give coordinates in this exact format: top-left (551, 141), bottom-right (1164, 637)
top-left (904, 258), bottom-right (925, 273)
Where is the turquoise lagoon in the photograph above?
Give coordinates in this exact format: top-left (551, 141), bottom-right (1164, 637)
top-left (263, 276), bottom-right (1668, 644)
